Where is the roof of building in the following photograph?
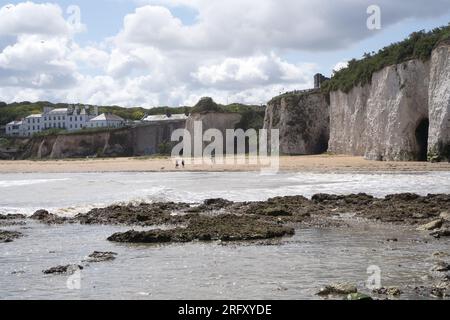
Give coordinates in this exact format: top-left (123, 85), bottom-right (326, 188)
top-left (26, 114), bottom-right (42, 118)
top-left (143, 114), bottom-right (188, 122)
top-left (45, 107), bottom-right (91, 115)
top-left (89, 113), bottom-right (125, 122)
top-left (7, 120), bottom-right (23, 125)
top-left (48, 108), bottom-right (68, 114)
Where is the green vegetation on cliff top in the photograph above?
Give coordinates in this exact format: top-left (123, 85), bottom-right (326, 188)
top-left (322, 24), bottom-right (450, 93)
top-left (0, 98), bottom-right (265, 129)
top-left (191, 97), bottom-right (266, 130)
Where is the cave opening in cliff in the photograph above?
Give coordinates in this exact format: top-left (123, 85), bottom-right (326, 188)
top-left (415, 118), bottom-right (429, 161)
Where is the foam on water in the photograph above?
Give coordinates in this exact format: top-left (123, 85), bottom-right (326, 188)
top-left (1, 171), bottom-right (449, 299)
top-left (0, 171), bottom-right (449, 216)
top-left (0, 178), bottom-right (70, 188)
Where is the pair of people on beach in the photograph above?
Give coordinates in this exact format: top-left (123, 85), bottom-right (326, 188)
top-left (175, 159), bottom-right (185, 169)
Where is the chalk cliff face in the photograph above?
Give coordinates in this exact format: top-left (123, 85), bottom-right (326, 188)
top-left (18, 121), bottom-right (186, 159)
top-left (13, 113), bottom-right (244, 159)
top-left (428, 41), bottom-right (450, 161)
top-left (329, 42), bottom-right (450, 161)
top-left (264, 91), bottom-right (329, 155)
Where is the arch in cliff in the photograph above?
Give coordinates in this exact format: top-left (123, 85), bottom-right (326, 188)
top-left (415, 118), bottom-right (429, 161)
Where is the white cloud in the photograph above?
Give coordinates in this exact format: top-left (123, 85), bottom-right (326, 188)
top-left (0, 1), bottom-right (449, 107)
top-left (193, 53), bottom-right (316, 90)
top-left (127, 0), bottom-right (450, 53)
top-left (333, 61), bottom-right (349, 73)
top-left (0, 35), bottom-right (77, 89)
top-left (0, 2), bottom-right (70, 37)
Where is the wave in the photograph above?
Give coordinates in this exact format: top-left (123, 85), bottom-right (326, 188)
top-left (0, 178), bottom-right (71, 188)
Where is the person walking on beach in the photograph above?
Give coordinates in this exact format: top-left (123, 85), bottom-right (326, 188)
top-left (175, 160), bottom-right (180, 169)
top-left (182, 159), bottom-right (185, 168)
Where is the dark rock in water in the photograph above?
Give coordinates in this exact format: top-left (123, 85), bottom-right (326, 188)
top-left (440, 211), bottom-right (450, 221)
top-left (386, 238), bottom-right (398, 242)
top-left (84, 251), bottom-right (117, 263)
top-left (432, 251), bottom-right (449, 259)
top-left (75, 202), bottom-right (190, 226)
top-left (70, 193), bottom-right (450, 229)
top-left (239, 195), bottom-right (310, 222)
top-left (261, 207), bottom-right (292, 217)
top-left (189, 198), bottom-right (234, 213)
top-left (11, 270), bottom-right (26, 275)
top-left (430, 280), bottom-right (449, 298)
top-left (312, 194), bottom-right (342, 202)
top-left (200, 198), bottom-right (234, 210)
top-left (316, 283), bottom-right (357, 296)
top-left (373, 287), bottom-right (402, 296)
top-left (0, 214), bottom-right (26, 220)
top-left (0, 220), bottom-right (26, 227)
top-left (109, 230), bottom-right (173, 243)
top-left (312, 193), bottom-right (374, 204)
top-left (384, 193), bottom-right (421, 201)
top-left (416, 219), bottom-right (443, 231)
top-left (346, 293), bottom-right (373, 300)
top-left (430, 228), bottom-right (450, 238)
top-left (0, 230), bottom-right (23, 243)
top-left (30, 210), bottom-right (67, 224)
top-left (430, 287), bottom-right (449, 298)
top-left (0, 214), bottom-right (27, 227)
top-left (430, 261), bottom-right (450, 272)
top-left (43, 264), bottom-right (83, 275)
top-left (108, 214), bottom-right (295, 244)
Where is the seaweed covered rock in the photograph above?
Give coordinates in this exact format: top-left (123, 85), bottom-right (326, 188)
top-left (0, 230), bottom-right (23, 243)
top-left (43, 264), bottom-right (83, 275)
top-left (108, 215), bottom-right (295, 244)
top-left (30, 210), bottom-right (67, 224)
top-left (84, 251), bottom-right (117, 263)
top-left (75, 202), bottom-right (190, 226)
top-left (316, 282), bottom-right (358, 296)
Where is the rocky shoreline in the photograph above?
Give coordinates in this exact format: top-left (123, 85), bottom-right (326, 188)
top-left (1, 192), bottom-right (449, 299)
top-left (3, 192), bottom-right (449, 244)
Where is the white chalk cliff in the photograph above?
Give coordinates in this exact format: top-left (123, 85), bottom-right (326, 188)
top-left (329, 41), bottom-right (450, 161)
top-left (264, 91), bottom-right (329, 155)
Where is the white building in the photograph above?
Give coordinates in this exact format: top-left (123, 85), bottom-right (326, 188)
top-left (87, 113), bottom-right (126, 128)
top-left (5, 106), bottom-right (125, 137)
top-left (142, 114), bottom-right (188, 122)
top-left (5, 120), bottom-right (26, 137)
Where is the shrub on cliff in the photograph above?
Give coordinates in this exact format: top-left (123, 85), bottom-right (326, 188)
top-left (191, 97), bottom-right (224, 114)
top-left (322, 24), bottom-right (450, 93)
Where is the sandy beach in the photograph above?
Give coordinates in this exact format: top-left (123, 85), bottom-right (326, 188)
top-left (0, 155), bottom-right (449, 173)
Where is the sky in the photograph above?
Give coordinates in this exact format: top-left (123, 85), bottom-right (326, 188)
top-left (0, 0), bottom-right (449, 108)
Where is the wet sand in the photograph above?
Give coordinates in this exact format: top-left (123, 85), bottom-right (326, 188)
top-left (0, 155), bottom-right (449, 173)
